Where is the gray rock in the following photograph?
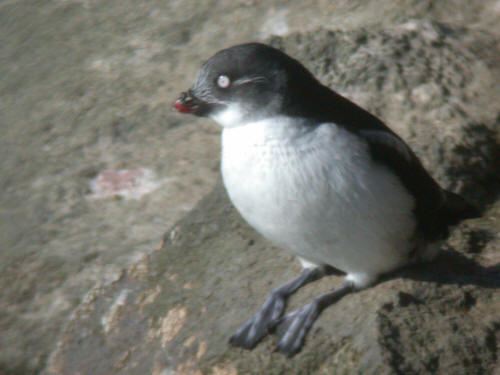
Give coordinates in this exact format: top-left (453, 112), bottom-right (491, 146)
top-left (2, 1), bottom-right (500, 374)
top-left (44, 22), bottom-right (500, 375)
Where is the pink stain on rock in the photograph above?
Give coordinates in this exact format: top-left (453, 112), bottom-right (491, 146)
top-left (99, 169), bottom-right (144, 192)
top-left (88, 168), bottom-right (169, 200)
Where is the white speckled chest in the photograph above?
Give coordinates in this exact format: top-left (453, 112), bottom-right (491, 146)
top-left (221, 117), bottom-right (416, 282)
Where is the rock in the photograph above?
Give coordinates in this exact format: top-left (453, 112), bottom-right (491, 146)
top-left (44, 22), bottom-right (500, 375)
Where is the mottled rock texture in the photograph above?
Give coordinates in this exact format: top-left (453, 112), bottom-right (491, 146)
top-left (46, 21), bottom-right (500, 375)
top-left (1, 1), bottom-right (500, 374)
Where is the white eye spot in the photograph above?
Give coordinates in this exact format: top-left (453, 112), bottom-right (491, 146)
top-left (217, 75), bottom-right (231, 88)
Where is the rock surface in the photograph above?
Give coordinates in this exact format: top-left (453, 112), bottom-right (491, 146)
top-left (1, 1), bottom-right (500, 374)
top-left (46, 20), bottom-right (500, 375)
top-left (46, 183), bottom-right (500, 375)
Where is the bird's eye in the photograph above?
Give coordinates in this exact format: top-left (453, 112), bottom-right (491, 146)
top-left (216, 75), bottom-right (231, 89)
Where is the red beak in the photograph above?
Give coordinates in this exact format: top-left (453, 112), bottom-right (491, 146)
top-left (173, 91), bottom-right (199, 114)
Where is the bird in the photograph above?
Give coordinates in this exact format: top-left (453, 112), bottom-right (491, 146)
top-left (173, 42), bottom-right (479, 357)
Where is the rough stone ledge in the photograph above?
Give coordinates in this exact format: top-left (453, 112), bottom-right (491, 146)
top-left (44, 21), bottom-right (500, 375)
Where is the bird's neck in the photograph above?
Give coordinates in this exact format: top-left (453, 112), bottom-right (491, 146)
top-left (221, 116), bottom-right (314, 149)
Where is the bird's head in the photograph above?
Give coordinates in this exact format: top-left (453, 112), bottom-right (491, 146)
top-left (173, 43), bottom-right (319, 128)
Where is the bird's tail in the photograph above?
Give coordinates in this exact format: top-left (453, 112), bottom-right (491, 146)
top-left (413, 190), bottom-right (480, 261)
top-left (440, 190), bottom-right (481, 226)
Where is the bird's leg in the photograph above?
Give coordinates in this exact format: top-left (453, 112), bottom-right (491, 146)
top-left (229, 266), bottom-right (327, 349)
top-left (272, 281), bottom-right (354, 357)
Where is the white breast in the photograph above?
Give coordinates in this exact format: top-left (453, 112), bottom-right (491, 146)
top-left (221, 117), bottom-right (416, 287)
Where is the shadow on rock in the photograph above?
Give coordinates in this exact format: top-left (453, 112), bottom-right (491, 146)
top-left (447, 120), bottom-right (500, 210)
top-left (395, 248), bottom-right (500, 289)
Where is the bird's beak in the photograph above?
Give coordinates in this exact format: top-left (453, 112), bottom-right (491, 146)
top-left (173, 90), bottom-right (201, 114)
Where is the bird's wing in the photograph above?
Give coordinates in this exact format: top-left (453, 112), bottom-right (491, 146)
top-left (357, 128), bottom-right (447, 236)
top-left (317, 86), bottom-right (476, 237)
top-left (319, 88), bottom-right (445, 211)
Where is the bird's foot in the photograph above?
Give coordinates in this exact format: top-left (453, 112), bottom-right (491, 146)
top-left (271, 282), bottom-right (354, 357)
top-left (271, 300), bottom-right (320, 357)
top-left (229, 267), bottom-right (328, 350)
top-left (229, 290), bottom-right (287, 349)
